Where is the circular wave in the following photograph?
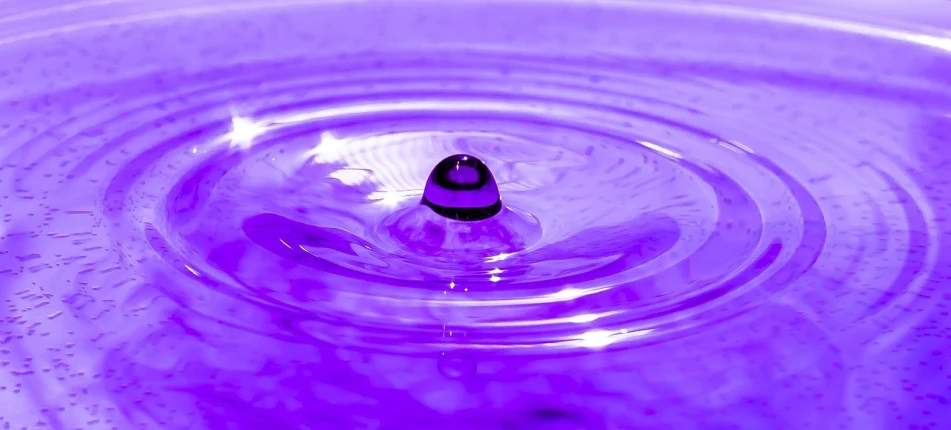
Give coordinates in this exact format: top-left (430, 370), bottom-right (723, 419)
top-left (0, 2), bottom-right (949, 430)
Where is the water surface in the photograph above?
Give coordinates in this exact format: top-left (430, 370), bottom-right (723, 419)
top-left (0, 1), bottom-right (950, 429)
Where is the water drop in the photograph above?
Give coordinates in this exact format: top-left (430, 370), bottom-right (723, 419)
top-left (421, 154), bottom-right (502, 221)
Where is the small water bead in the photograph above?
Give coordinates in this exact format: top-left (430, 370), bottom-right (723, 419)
top-left (421, 154), bottom-right (502, 221)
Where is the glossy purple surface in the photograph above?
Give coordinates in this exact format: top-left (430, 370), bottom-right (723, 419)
top-left (1, 1), bottom-right (950, 429)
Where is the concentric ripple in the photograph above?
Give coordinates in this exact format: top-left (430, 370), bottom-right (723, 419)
top-left (0, 1), bottom-right (950, 430)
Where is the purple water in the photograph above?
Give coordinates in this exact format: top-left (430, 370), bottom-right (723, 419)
top-left (1, 1), bottom-right (950, 429)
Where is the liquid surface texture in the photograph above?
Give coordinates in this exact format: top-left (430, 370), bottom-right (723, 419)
top-left (0, 1), bottom-right (950, 429)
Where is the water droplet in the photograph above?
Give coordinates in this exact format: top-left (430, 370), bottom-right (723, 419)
top-left (421, 154), bottom-right (502, 221)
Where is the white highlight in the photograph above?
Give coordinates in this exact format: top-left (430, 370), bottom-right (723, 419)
top-left (328, 169), bottom-right (371, 186)
top-left (486, 252), bottom-right (515, 263)
top-left (367, 190), bottom-right (416, 208)
top-left (306, 131), bottom-right (349, 163)
top-left (476, 311), bottom-right (622, 327)
top-left (227, 116), bottom-right (266, 149)
top-left (574, 328), bottom-right (652, 349)
top-left (184, 265), bottom-right (200, 277)
top-left (639, 141), bottom-right (683, 159)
